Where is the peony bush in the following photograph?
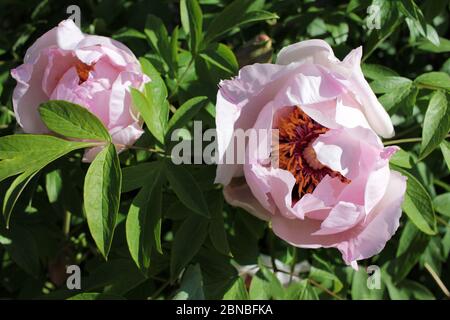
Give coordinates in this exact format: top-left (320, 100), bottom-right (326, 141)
top-left (0, 0), bottom-right (449, 300)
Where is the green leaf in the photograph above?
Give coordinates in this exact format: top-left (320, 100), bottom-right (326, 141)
top-left (173, 264), bottom-right (205, 300)
top-left (362, 63), bottom-right (399, 80)
top-left (258, 261), bottom-right (285, 300)
top-left (297, 280), bottom-right (319, 300)
top-left (113, 28), bottom-right (146, 40)
top-left (1, 225), bottom-right (40, 277)
top-left (169, 26), bottom-right (179, 76)
top-left (389, 149), bottom-right (414, 169)
top-left (139, 57), bottom-right (168, 101)
top-left (204, 0), bottom-right (277, 44)
top-left (391, 221), bottom-right (430, 282)
top-left (39, 100), bottom-right (111, 142)
top-left (420, 238), bottom-right (444, 276)
top-left (165, 161), bottom-right (210, 217)
top-left (195, 247), bottom-right (237, 299)
top-left (144, 15), bottom-right (171, 66)
top-left (0, 234), bottom-right (11, 245)
top-left (134, 58), bottom-right (169, 145)
top-left (84, 259), bottom-right (146, 295)
top-left (392, 166), bottom-right (437, 235)
top-left (440, 139), bottom-right (450, 171)
top-left (180, 0), bottom-right (203, 54)
top-left (398, 0), bottom-right (439, 46)
top-left (249, 275), bottom-right (271, 300)
top-left (208, 191), bottom-right (230, 255)
top-left (419, 91), bottom-right (450, 159)
top-left (126, 161), bottom-right (165, 271)
top-left (3, 170), bottom-right (39, 227)
top-left (45, 169), bottom-right (62, 203)
top-left (401, 85), bottom-right (419, 117)
top-left (370, 76), bottom-right (412, 94)
top-left (383, 271), bottom-right (435, 300)
top-left (433, 193), bottom-right (450, 217)
top-left (197, 43), bottom-right (239, 81)
top-left (378, 83), bottom-right (412, 112)
top-left (418, 37), bottom-right (450, 53)
top-left (415, 72), bottom-right (450, 91)
top-left (84, 143), bottom-right (122, 259)
top-left (223, 277), bottom-right (249, 300)
top-left (200, 44), bottom-right (237, 74)
top-left (166, 96), bottom-right (207, 136)
top-left (363, 0), bottom-right (401, 61)
top-left (0, 135), bottom-right (95, 183)
top-left (170, 215), bottom-right (209, 279)
top-left (130, 88), bottom-right (166, 145)
top-left (121, 161), bottom-right (161, 192)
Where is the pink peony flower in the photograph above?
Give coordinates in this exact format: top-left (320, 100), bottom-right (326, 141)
top-left (11, 19), bottom-right (148, 161)
top-left (215, 40), bottom-right (407, 268)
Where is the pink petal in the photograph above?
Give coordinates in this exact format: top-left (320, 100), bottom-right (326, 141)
top-left (341, 48), bottom-right (394, 138)
top-left (276, 40), bottom-right (394, 138)
top-left (313, 202), bottom-right (364, 235)
top-left (75, 36), bottom-right (138, 68)
top-left (341, 170), bottom-right (407, 265)
top-left (11, 57), bottom-right (49, 133)
top-left (24, 19), bottom-right (83, 64)
top-left (276, 39), bottom-right (337, 66)
top-left (109, 71), bottom-right (145, 128)
top-left (42, 48), bottom-right (77, 96)
top-left (110, 122), bottom-right (144, 147)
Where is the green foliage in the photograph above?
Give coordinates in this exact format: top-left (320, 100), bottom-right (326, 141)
top-left (39, 101), bottom-right (111, 142)
top-left (126, 160), bottom-right (165, 271)
top-left (173, 264), bottom-right (205, 300)
top-left (0, 0), bottom-right (449, 301)
top-left (84, 143), bottom-right (122, 259)
top-left (419, 91), bottom-right (450, 159)
top-left (392, 166), bottom-right (437, 235)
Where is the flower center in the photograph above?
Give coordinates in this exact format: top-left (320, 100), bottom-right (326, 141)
top-left (275, 106), bottom-right (350, 201)
top-left (75, 61), bottom-right (94, 84)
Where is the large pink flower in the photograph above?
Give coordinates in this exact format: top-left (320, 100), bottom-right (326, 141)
top-left (11, 19), bottom-right (148, 161)
top-left (215, 40), bottom-right (407, 268)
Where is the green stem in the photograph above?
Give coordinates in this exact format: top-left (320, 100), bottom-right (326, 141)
top-left (434, 179), bottom-right (450, 192)
top-left (115, 143), bottom-right (168, 156)
top-left (362, 19), bottom-right (403, 63)
top-left (437, 216), bottom-right (449, 228)
top-left (384, 134), bottom-right (450, 146)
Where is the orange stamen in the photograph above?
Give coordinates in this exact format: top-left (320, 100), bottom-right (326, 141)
top-left (275, 106), bottom-right (350, 202)
top-left (75, 61), bottom-right (94, 84)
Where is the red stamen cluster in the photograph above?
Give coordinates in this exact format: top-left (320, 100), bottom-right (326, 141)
top-left (75, 61), bottom-right (94, 84)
